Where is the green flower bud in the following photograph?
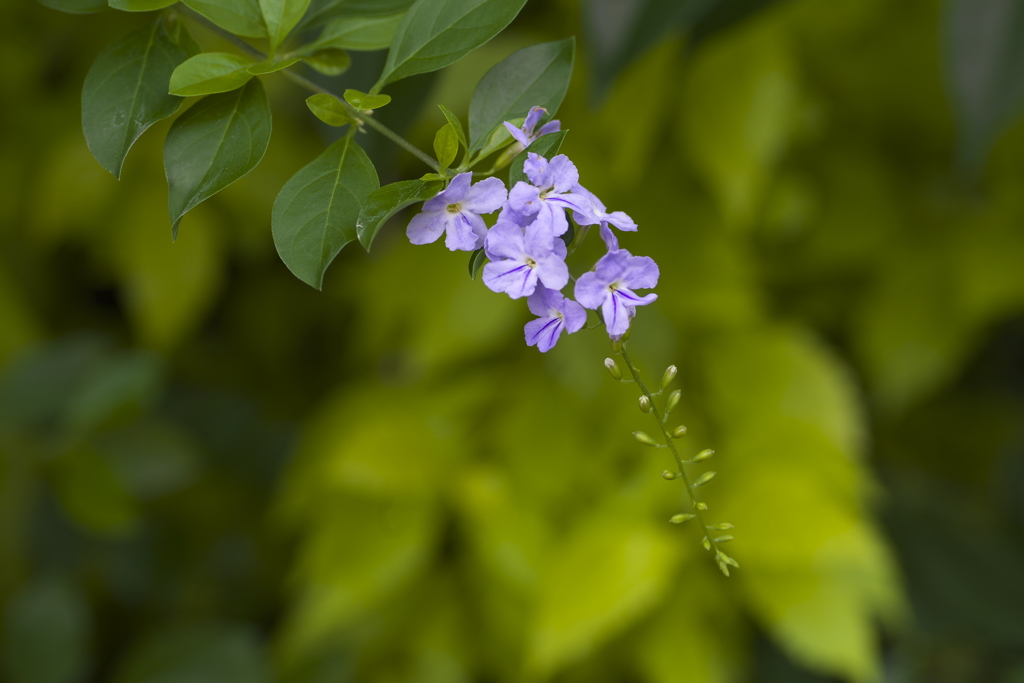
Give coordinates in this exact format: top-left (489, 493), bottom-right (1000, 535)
top-left (696, 502), bottom-right (708, 511)
top-left (665, 389), bottom-right (681, 414)
top-left (672, 425), bottom-right (688, 438)
top-left (709, 523), bottom-right (734, 530)
top-left (713, 535), bottom-right (734, 543)
top-left (604, 358), bottom-right (622, 380)
top-left (670, 513), bottom-right (695, 524)
top-left (638, 395), bottom-right (651, 413)
top-left (716, 559), bottom-right (732, 577)
top-left (716, 551), bottom-right (740, 569)
top-left (661, 365), bottom-right (677, 389)
top-left (691, 471), bottom-right (717, 488)
top-left (633, 431), bottom-right (657, 446)
top-left (693, 449), bottom-right (715, 462)
top-left (610, 337), bottom-right (623, 353)
top-left (701, 536), bottom-right (711, 550)
top-left (661, 470), bottom-right (677, 480)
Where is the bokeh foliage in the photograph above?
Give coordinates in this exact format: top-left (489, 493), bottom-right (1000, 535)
top-left (3, 0), bottom-right (1024, 682)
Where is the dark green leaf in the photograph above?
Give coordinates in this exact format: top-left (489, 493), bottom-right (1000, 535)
top-left (438, 104), bottom-right (467, 148)
top-left (272, 135), bottom-right (379, 288)
top-left (434, 123), bottom-right (458, 172)
top-left (36, 0), bottom-right (107, 13)
top-left (468, 37), bottom-right (574, 149)
top-left (168, 53), bottom-right (256, 97)
top-left (164, 79), bottom-right (272, 236)
top-left (181, 0), bottom-right (267, 39)
top-left (247, 57), bottom-right (302, 74)
top-left (307, 13), bottom-right (406, 51)
top-left (81, 19), bottom-right (189, 178)
top-left (299, 0), bottom-right (414, 30)
top-left (468, 247), bottom-right (487, 279)
top-left (305, 93), bottom-right (355, 126)
top-left (259, 0), bottom-right (311, 50)
top-left (690, 0), bottom-right (783, 46)
top-left (111, 624), bottom-right (270, 683)
top-left (373, 0), bottom-right (528, 92)
top-left (344, 88), bottom-right (390, 109)
top-left (0, 579), bottom-right (91, 683)
top-left (356, 179), bottom-right (443, 250)
top-left (509, 130), bottom-right (566, 185)
top-left (301, 49), bottom-right (351, 76)
top-left (109, 0), bottom-right (177, 10)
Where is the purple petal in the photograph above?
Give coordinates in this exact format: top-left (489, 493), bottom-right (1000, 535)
top-left (548, 192), bottom-right (592, 218)
top-left (602, 291), bottom-right (632, 337)
top-left (538, 202), bottom-right (568, 237)
top-left (463, 176), bottom-right (507, 214)
top-left (482, 259), bottom-right (537, 299)
top-left (523, 153), bottom-right (551, 188)
top-left (546, 155), bottom-right (579, 194)
top-left (483, 219), bottom-right (526, 261)
top-left (525, 315), bottom-right (564, 352)
top-left (604, 210), bottom-right (637, 232)
top-left (574, 271), bottom-right (609, 310)
top-left (445, 211), bottom-right (486, 251)
top-left (497, 202), bottom-right (533, 227)
top-left (527, 286), bottom-right (560, 317)
top-left (538, 120), bottom-right (560, 136)
top-left (523, 106), bottom-right (545, 134)
top-left (509, 181), bottom-right (542, 217)
top-left (599, 224), bottom-right (620, 251)
top-left (535, 252), bottom-right (569, 291)
top-left (593, 249), bottom-right (630, 283)
top-left (622, 255), bottom-right (659, 290)
top-left (614, 287), bottom-right (658, 308)
top-left (406, 210), bottom-right (449, 245)
top-left (560, 298), bottom-right (587, 333)
top-left (523, 220), bottom-right (556, 256)
top-left (504, 121), bottom-right (531, 148)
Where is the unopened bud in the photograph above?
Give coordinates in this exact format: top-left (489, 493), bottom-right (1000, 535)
top-left (633, 431), bottom-right (657, 446)
top-left (638, 395), bottom-right (651, 413)
top-left (717, 551), bottom-right (740, 569)
top-left (691, 471), bottom-right (717, 488)
top-left (661, 365), bottom-right (677, 388)
top-left (701, 536), bottom-right (711, 550)
top-left (661, 470), bottom-right (677, 480)
top-left (670, 513), bottom-right (695, 524)
top-left (672, 425), bottom-right (688, 438)
top-left (604, 358), bottom-right (622, 380)
top-left (709, 523), bottom-right (733, 530)
top-left (610, 337), bottom-right (623, 353)
top-left (696, 502), bottom-right (708, 511)
top-left (693, 449), bottom-right (715, 462)
top-left (665, 390), bottom-right (681, 414)
top-left (713, 535), bottom-right (734, 543)
top-left (717, 559), bottom-right (732, 577)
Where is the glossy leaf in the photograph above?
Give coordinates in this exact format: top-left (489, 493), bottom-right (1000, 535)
top-left (301, 49), bottom-right (351, 76)
top-left (356, 179), bottom-right (443, 250)
top-left (468, 248), bottom-right (486, 279)
top-left (109, 0), bottom-right (177, 10)
top-left (468, 37), bottom-right (574, 149)
top-left (309, 13), bottom-right (406, 51)
top-left (259, 0), bottom-right (311, 51)
top-left (438, 104), bottom-right (467, 148)
top-left (434, 123), bottom-right (458, 172)
top-left (299, 0), bottom-right (414, 30)
top-left (81, 19), bottom-right (189, 178)
top-left (168, 52), bottom-right (256, 97)
top-left (181, 0), bottom-right (266, 38)
top-left (305, 93), bottom-right (354, 127)
top-left (272, 135), bottom-right (379, 288)
top-left (164, 79), bottom-right (272, 236)
top-left (247, 57), bottom-right (301, 74)
top-left (509, 130), bottom-right (565, 185)
top-left (343, 89), bottom-right (390, 110)
top-left (36, 0), bottom-right (107, 12)
top-left (373, 0), bottom-right (528, 91)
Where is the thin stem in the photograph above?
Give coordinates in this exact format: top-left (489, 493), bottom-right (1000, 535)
top-left (618, 344), bottom-right (723, 558)
top-left (175, 6), bottom-right (440, 172)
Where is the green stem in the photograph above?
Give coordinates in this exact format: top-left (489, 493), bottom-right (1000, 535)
top-left (617, 344), bottom-right (723, 558)
top-left (175, 6), bottom-right (440, 172)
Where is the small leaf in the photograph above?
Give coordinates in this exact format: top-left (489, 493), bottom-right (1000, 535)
top-left (509, 130), bottom-right (566, 185)
top-left (468, 248), bottom-right (486, 279)
top-left (168, 52), bottom-right (257, 97)
top-left (305, 93), bottom-right (354, 127)
top-left (434, 123), bottom-right (458, 172)
top-left (81, 18), bottom-right (189, 177)
top-left (374, 0), bottom-right (528, 91)
top-left (164, 79), bottom-right (272, 236)
top-left (36, 0), bottom-right (107, 12)
top-left (308, 12), bottom-right (406, 51)
top-left (437, 104), bottom-right (467, 148)
top-left (109, 0), bottom-right (177, 10)
top-left (301, 49), bottom-right (351, 76)
top-left (259, 0), bottom-right (311, 51)
top-left (356, 179), bottom-right (443, 250)
top-left (247, 57), bottom-right (302, 74)
top-left (468, 37), bottom-right (574, 150)
top-left (181, 0), bottom-right (266, 39)
top-left (272, 135), bottom-right (380, 288)
top-left (343, 88), bottom-right (391, 110)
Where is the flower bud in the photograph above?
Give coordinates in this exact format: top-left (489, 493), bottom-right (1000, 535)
top-left (603, 358), bottom-right (622, 380)
top-left (633, 431), bottom-right (657, 446)
top-left (713, 535), bottom-right (734, 543)
top-left (693, 449), bottom-right (714, 462)
top-left (691, 471), bottom-right (717, 488)
top-left (701, 536), bottom-right (711, 550)
top-left (709, 523), bottom-right (733, 530)
top-left (661, 365), bottom-right (677, 388)
top-left (638, 396), bottom-right (651, 413)
top-left (610, 337), bottom-right (623, 353)
top-left (670, 513), bottom-right (695, 524)
top-left (661, 470), bottom-right (677, 480)
top-left (672, 425), bottom-right (688, 438)
top-left (696, 502), bottom-right (708, 511)
top-left (665, 390), bottom-right (681, 414)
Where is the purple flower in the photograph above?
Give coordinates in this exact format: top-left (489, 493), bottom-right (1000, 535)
top-left (407, 172), bottom-right (507, 251)
top-left (524, 286), bottom-right (586, 352)
top-left (571, 185), bottom-right (637, 251)
top-left (482, 219), bottom-right (569, 299)
top-left (503, 106), bottom-right (561, 149)
top-left (507, 154), bottom-right (591, 237)
top-left (574, 249), bottom-right (659, 337)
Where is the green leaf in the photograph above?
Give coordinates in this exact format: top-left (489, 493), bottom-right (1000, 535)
top-left (301, 49), bottom-right (351, 76)
top-left (509, 130), bottom-right (566, 185)
top-left (356, 179), bottom-right (443, 250)
top-left (168, 52), bottom-right (257, 97)
top-left (308, 12), bottom-right (406, 51)
top-left (246, 56), bottom-right (302, 74)
top-left (81, 19), bottom-right (189, 178)
top-left (468, 248), bottom-right (486, 279)
top-left (53, 448), bottom-right (140, 536)
top-left (0, 579), bottom-right (92, 683)
top-left (468, 37), bottom-right (575, 149)
top-left (109, 0), bottom-right (177, 10)
top-left (305, 93), bottom-right (355, 126)
top-left (299, 0), bottom-right (414, 30)
top-left (471, 122), bottom-right (514, 163)
top-left (164, 79), bottom-right (272, 236)
top-left (259, 0), bottom-right (311, 51)
top-left (437, 104), bottom-right (467, 148)
top-left (272, 135), bottom-right (380, 288)
top-left (373, 0), bottom-right (528, 92)
top-left (112, 625), bottom-right (270, 683)
top-left (181, 0), bottom-right (266, 39)
top-left (343, 88), bottom-right (390, 110)
top-left (434, 123), bottom-right (458, 172)
top-left (36, 0), bottom-right (107, 13)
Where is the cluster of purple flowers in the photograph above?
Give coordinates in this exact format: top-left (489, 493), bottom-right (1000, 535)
top-left (406, 107), bottom-right (659, 352)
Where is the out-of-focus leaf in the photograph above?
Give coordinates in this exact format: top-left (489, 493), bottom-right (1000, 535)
top-left (945, 0), bottom-right (1024, 169)
top-left (308, 13), bottom-right (406, 51)
top-left (373, 0), bottom-right (529, 92)
top-left (272, 135), bottom-right (379, 289)
top-left (63, 351), bottom-right (163, 434)
top-left (109, 0), bottom-right (177, 10)
top-left (97, 420), bottom-right (201, 499)
top-left (509, 130), bottom-right (565, 185)
top-left (168, 53), bottom-right (257, 97)
top-left (0, 578), bottom-right (92, 683)
top-left (52, 448), bottom-right (139, 537)
top-left (356, 178), bottom-right (443, 250)
top-left (181, 0), bottom-right (266, 39)
top-left (164, 79), bottom-right (272, 236)
top-left (112, 624), bottom-right (270, 683)
top-left (82, 19), bottom-right (189, 178)
top-left (259, 0), bottom-right (311, 51)
top-left (0, 266), bottom-right (40, 368)
top-left (467, 38), bottom-right (574, 150)
top-left (305, 93), bottom-right (354, 127)
top-left (300, 49), bottom-right (350, 76)
top-left (35, 0), bottom-right (106, 13)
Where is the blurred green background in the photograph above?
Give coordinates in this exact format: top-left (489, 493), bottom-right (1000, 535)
top-left (4, 0), bottom-right (1024, 681)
